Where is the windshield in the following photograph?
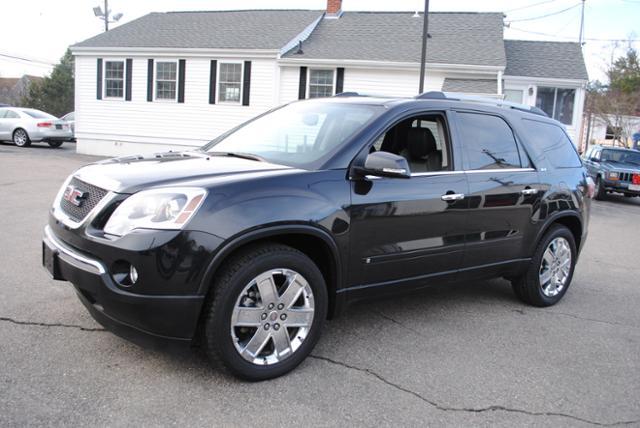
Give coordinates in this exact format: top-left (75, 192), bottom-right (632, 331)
top-left (22, 109), bottom-right (56, 119)
top-left (202, 102), bottom-right (383, 169)
top-left (602, 149), bottom-right (640, 165)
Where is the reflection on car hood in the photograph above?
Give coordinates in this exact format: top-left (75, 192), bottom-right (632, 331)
top-left (74, 151), bottom-right (293, 193)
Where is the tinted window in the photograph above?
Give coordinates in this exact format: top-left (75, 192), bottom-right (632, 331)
top-left (457, 112), bottom-right (522, 170)
top-left (5, 110), bottom-right (20, 119)
top-left (22, 109), bottom-right (55, 119)
top-left (522, 119), bottom-right (582, 168)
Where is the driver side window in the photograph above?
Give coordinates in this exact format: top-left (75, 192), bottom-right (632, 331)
top-left (371, 113), bottom-right (451, 174)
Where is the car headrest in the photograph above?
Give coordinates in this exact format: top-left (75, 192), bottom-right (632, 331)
top-left (407, 128), bottom-right (437, 160)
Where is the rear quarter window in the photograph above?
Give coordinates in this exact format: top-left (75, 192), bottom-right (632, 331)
top-left (521, 119), bottom-right (582, 168)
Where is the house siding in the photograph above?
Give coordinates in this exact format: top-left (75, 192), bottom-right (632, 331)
top-left (75, 55), bottom-right (278, 156)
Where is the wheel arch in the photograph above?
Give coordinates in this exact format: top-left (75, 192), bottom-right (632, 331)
top-left (535, 213), bottom-right (583, 255)
top-left (198, 224), bottom-right (344, 319)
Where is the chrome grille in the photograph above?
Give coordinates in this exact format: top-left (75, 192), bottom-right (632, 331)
top-left (620, 172), bottom-right (632, 182)
top-left (59, 177), bottom-right (109, 222)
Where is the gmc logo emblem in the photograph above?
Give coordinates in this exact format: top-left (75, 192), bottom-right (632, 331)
top-left (63, 186), bottom-right (88, 207)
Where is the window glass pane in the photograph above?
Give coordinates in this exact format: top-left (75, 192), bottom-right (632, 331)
top-left (219, 63), bottom-right (242, 102)
top-left (521, 119), bottom-right (581, 168)
top-left (554, 88), bottom-right (575, 125)
top-left (104, 61), bottom-right (124, 98)
top-left (504, 89), bottom-right (523, 103)
top-left (457, 112), bottom-right (521, 170)
top-left (535, 87), bottom-right (555, 118)
top-left (156, 62), bottom-right (177, 81)
top-left (206, 102), bottom-right (382, 168)
top-left (156, 81), bottom-right (176, 100)
top-left (5, 110), bottom-right (20, 119)
top-left (309, 69), bottom-right (334, 99)
top-left (23, 109), bottom-right (55, 119)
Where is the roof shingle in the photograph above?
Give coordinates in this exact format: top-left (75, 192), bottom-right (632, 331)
top-left (504, 40), bottom-right (588, 80)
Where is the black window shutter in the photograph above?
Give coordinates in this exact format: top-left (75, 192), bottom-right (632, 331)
top-left (298, 66), bottom-right (307, 100)
top-left (242, 61), bottom-right (252, 106)
top-left (147, 59), bottom-right (154, 102)
top-left (96, 58), bottom-right (103, 100)
top-left (209, 60), bottom-right (217, 104)
top-left (178, 59), bottom-right (186, 103)
top-left (125, 58), bottom-right (133, 101)
top-left (336, 67), bottom-right (345, 95)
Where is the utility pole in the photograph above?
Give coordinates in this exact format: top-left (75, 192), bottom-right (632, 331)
top-left (418, 0), bottom-right (430, 94)
top-left (104, 0), bottom-right (109, 32)
top-left (93, 0), bottom-right (122, 32)
top-left (578, 0), bottom-right (586, 46)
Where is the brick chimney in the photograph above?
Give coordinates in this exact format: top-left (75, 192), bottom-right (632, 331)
top-left (326, 0), bottom-right (342, 17)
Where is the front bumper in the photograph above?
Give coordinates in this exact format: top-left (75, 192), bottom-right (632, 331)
top-left (603, 179), bottom-right (640, 195)
top-left (42, 225), bottom-right (205, 346)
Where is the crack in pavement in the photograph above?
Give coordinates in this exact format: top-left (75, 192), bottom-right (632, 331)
top-left (309, 355), bottom-right (640, 427)
top-left (514, 309), bottom-right (639, 329)
top-left (372, 310), bottom-right (432, 339)
top-left (0, 316), bottom-right (106, 332)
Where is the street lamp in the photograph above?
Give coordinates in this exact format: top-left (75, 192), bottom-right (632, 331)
top-left (93, 0), bottom-right (123, 32)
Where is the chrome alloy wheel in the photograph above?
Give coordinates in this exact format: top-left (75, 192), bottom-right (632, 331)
top-left (231, 269), bottom-right (315, 365)
top-left (13, 129), bottom-right (28, 146)
top-left (539, 237), bottom-right (572, 297)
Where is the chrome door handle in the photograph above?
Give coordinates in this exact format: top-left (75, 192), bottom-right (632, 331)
top-left (521, 188), bottom-right (539, 195)
top-left (441, 193), bottom-right (465, 201)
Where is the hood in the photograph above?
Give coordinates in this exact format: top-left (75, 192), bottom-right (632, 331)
top-left (600, 160), bottom-right (640, 173)
top-left (74, 151), bottom-right (292, 193)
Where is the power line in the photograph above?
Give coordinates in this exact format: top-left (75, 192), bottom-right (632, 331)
top-left (0, 52), bottom-right (56, 66)
top-left (506, 2), bottom-right (582, 22)
top-left (507, 26), bottom-right (640, 42)
top-left (505, 0), bottom-right (559, 13)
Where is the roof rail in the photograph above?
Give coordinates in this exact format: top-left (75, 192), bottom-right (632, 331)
top-left (415, 91), bottom-right (549, 118)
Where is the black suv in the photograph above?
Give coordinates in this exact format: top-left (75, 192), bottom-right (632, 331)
top-left (582, 145), bottom-right (640, 199)
top-left (43, 92), bottom-right (592, 380)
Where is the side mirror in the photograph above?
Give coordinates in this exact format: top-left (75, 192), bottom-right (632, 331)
top-left (353, 151), bottom-right (411, 179)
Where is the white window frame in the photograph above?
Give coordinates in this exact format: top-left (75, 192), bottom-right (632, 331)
top-left (154, 59), bottom-right (179, 102)
top-left (217, 61), bottom-right (244, 104)
top-left (103, 59), bottom-right (126, 100)
top-left (535, 86), bottom-right (576, 126)
top-left (307, 68), bottom-right (336, 99)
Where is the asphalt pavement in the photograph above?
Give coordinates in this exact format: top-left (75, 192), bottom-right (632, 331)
top-left (0, 142), bottom-right (639, 427)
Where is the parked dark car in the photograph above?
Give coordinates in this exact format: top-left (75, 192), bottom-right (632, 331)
top-left (42, 93), bottom-right (593, 380)
top-left (583, 145), bottom-right (640, 199)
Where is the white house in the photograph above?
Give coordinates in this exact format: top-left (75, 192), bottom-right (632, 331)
top-left (70, 0), bottom-right (589, 157)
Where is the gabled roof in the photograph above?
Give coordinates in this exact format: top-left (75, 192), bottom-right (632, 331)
top-left (73, 10), bottom-right (323, 50)
top-left (284, 12), bottom-right (507, 67)
top-left (504, 40), bottom-right (588, 80)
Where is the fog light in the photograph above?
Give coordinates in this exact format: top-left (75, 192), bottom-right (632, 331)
top-left (129, 265), bottom-right (139, 284)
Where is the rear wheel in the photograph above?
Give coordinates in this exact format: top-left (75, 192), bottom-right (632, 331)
top-left (13, 129), bottom-right (30, 147)
top-left (47, 141), bottom-right (64, 148)
top-left (594, 176), bottom-right (606, 200)
top-left (202, 243), bottom-right (328, 381)
top-left (511, 225), bottom-right (577, 307)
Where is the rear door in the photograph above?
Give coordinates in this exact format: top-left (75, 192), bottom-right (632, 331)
top-left (0, 109), bottom-right (8, 139)
top-left (452, 111), bottom-right (541, 277)
top-left (0, 109), bottom-right (22, 140)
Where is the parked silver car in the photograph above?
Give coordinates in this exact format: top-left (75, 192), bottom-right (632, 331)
top-left (0, 107), bottom-right (73, 148)
top-left (61, 111), bottom-right (75, 140)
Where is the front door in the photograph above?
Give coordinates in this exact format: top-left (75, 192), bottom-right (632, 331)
top-left (348, 111), bottom-right (469, 293)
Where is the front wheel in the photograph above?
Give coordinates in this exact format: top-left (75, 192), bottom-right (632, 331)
top-left (48, 141), bottom-right (64, 148)
top-left (13, 129), bottom-right (31, 147)
top-left (203, 243), bottom-right (328, 381)
top-left (512, 225), bottom-right (577, 307)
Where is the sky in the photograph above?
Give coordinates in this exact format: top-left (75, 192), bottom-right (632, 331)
top-left (1, 0), bottom-right (638, 82)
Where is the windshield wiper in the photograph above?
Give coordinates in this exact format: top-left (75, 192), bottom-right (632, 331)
top-left (208, 151), bottom-right (266, 162)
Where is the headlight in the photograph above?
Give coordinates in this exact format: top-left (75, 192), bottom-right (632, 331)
top-left (104, 188), bottom-right (206, 236)
top-left (607, 171), bottom-right (619, 180)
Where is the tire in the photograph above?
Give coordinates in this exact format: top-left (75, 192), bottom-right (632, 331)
top-left (511, 224), bottom-right (577, 307)
top-left (13, 129), bottom-right (31, 147)
top-left (594, 176), bottom-right (606, 200)
top-left (48, 141), bottom-right (64, 148)
top-left (202, 243), bottom-right (328, 381)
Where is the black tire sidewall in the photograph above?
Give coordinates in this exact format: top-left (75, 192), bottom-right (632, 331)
top-left (594, 176), bottom-right (606, 200)
top-left (207, 248), bottom-right (328, 381)
top-left (48, 141), bottom-right (63, 148)
top-left (526, 225), bottom-right (577, 306)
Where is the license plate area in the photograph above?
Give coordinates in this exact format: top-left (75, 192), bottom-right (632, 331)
top-left (55, 124), bottom-right (62, 130)
top-left (629, 183), bottom-right (640, 191)
top-left (42, 242), bottom-right (63, 280)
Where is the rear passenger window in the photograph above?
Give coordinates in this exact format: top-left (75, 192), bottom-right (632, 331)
top-left (457, 112), bottom-right (522, 170)
top-left (521, 119), bottom-right (582, 168)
